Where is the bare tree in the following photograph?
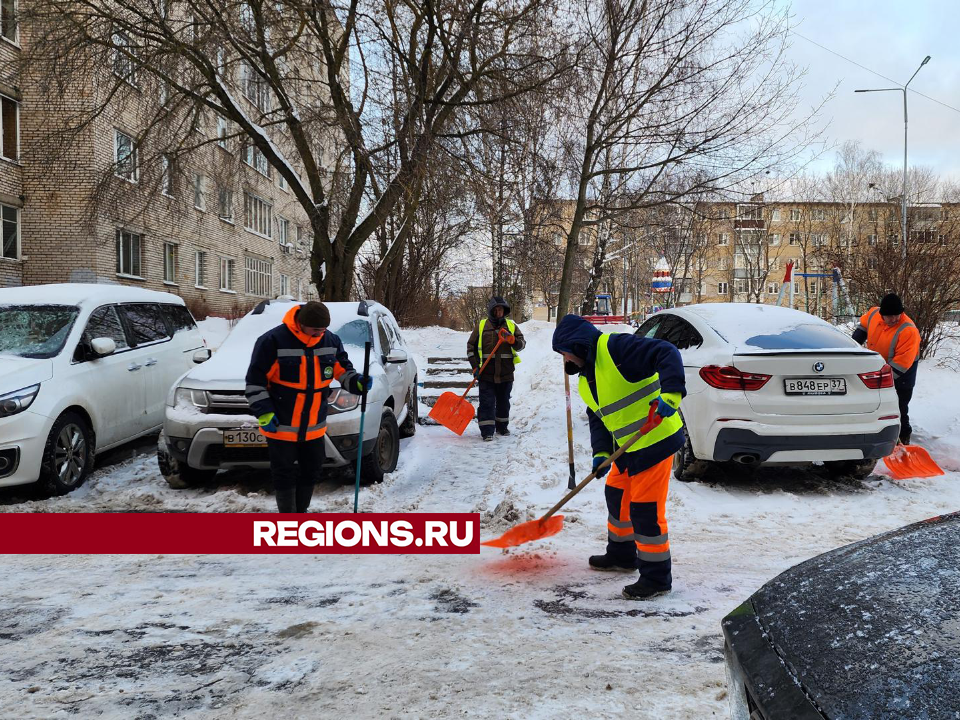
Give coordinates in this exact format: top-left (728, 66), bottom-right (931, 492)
top-left (24, 0), bottom-right (568, 300)
top-left (551, 0), bottom-right (823, 319)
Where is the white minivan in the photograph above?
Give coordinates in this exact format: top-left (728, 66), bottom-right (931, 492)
top-left (0, 283), bottom-right (207, 495)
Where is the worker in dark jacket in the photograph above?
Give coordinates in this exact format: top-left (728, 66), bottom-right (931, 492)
top-left (553, 314), bottom-right (686, 600)
top-left (466, 297), bottom-right (526, 440)
top-left (245, 301), bottom-right (370, 513)
top-left (852, 292), bottom-right (921, 443)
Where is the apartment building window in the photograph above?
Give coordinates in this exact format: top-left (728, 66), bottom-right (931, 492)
top-left (116, 229), bottom-right (142, 277)
top-left (769, 233), bottom-right (780, 246)
top-left (241, 61), bottom-right (271, 112)
top-left (193, 173), bottom-right (206, 210)
top-left (1, 0), bottom-right (17, 42)
top-left (811, 233), bottom-right (827, 247)
top-left (788, 232), bottom-right (800, 246)
top-left (770, 208), bottom-right (781, 221)
top-left (159, 81), bottom-right (170, 107)
top-left (717, 282), bottom-right (729, 295)
top-left (867, 234), bottom-right (877, 246)
top-left (195, 250), bottom-right (207, 288)
top-left (767, 281), bottom-right (780, 295)
top-left (163, 242), bottom-right (178, 284)
top-left (219, 257), bottom-right (235, 292)
top-left (244, 256), bottom-right (273, 297)
top-left (812, 208), bottom-right (826, 221)
top-left (868, 207), bottom-right (879, 222)
top-left (717, 232), bottom-right (729, 246)
top-left (278, 174), bottom-right (288, 191)
top-left (789, 208), bottom-right (801, 221)
top-left (717, 208), bottom-right (730, 220)
top-left (114, 130), bottom-right (138, 182)
top-left (277, 215), bottom-right (291, 251)
top-left (808, 281), bottom-right (818, 295)
top-left (297, 277), bottom-right (303, 300)
top-left (717, 256), bottom-right (730, 271)
top-left (1, 94), bottom-right (17, 161)
top-left (867, 257), bottom-right (878, 270)
top-left (734, 278), bottom-right (749, 295)
top-left (244, 192), bottom-right (273, 238)
top-left (217, 115), bottom-right (229, 149)
top-left (112, 30), bottom-right (137, 85)
top-left (161, 155), bottom-right (175, 196)
top-left (1, 204), bottom-right (18, 260)
top-left (243, 144), bottom-right (271, 177)
top-left (839, 235), bottom-right (851, 248)
top-left (279, 273), bottom-right (290, 296)
top-left (217, 187), bottom-right (234, 222)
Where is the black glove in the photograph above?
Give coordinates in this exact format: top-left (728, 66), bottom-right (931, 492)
top-left (592, 455), bottom-right (610, 479)
top-left (472, 367), bottom-right (480, 380)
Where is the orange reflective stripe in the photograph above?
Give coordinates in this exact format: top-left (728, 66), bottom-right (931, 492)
top-left (261, 428), bottom-right (298, 442)
top-left (308, 392), bottom-right (322, 427)
top-left (333, 361), bottom-right (346, 380)
top-left (291, 393), bottom-right (306, 429)
top-left (304, 426), bottom-right (327, 441)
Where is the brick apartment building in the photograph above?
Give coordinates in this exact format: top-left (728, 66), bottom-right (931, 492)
top-left (0, 1), bottom-right (328, 315)
top-left (524, 196), bottom-right (958, 321)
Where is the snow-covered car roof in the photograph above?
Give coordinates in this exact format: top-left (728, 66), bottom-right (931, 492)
top-left (0, 283), bottom-right (186, 308)
top-left (672, 303), bottom-right (864, 352)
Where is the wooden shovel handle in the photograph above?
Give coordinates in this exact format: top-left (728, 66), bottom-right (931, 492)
top-left (462, 334), bottom-right (505, 399)
top-left (541, 404), bottom-right (662, 522)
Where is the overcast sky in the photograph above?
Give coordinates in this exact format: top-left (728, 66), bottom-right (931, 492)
top-left (785, 0), bottom-right (960, 179)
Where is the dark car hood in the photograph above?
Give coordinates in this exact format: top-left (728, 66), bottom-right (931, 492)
top-left (751, 511), bottom-right (960, 719)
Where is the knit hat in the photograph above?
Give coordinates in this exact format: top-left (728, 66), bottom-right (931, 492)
top-left (879, 293), bottom-right (904, 316)
top-left (297, 301), bottom-right (330, 328)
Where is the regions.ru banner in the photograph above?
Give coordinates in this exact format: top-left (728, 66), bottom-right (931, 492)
top-left (0, 513), bottom-right (480, 554)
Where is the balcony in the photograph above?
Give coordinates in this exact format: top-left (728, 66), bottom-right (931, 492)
top-left (734, 218), bottom-right (765, 230)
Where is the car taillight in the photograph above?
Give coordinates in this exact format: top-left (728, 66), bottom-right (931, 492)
top-left (859, 364), bottom-right (894, 389)
top-left (699, 365), bottom-right (771, 391)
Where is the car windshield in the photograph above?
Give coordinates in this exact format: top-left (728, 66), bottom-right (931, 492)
top-left (0, 304), bottom-right (80, 359)
top-left (332, 318), bottom-right (372, 349)
top-left (742, 323), bottom-right (860, 350)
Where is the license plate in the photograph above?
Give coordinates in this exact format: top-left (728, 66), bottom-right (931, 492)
top-left (223, 428), bottom-right (267, 447)
top-left (784, 377), bottom-right (846, 395)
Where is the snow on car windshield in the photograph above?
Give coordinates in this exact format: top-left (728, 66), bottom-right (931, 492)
top-left (0, 304), bottom-right (80, 359)
top-left (684, 303), bottom-right (860, 351)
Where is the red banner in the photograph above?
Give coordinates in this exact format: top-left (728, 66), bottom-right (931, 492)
top-left (0, 513), bottom-right (481, 554)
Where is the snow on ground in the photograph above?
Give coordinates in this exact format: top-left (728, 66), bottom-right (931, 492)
top-left (3, 321), bottom-right (960, 718)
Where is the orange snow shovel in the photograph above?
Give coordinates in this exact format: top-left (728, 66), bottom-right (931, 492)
top-left (883, 442), bottom-right (944, 480)
top-left (428, 333), bottom-right (506, 435)
top-left (482, 405), bottom-right (662, 548)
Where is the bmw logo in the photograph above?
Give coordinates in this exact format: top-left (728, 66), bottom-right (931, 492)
top-left (813, 362), bottom-right (825, 373)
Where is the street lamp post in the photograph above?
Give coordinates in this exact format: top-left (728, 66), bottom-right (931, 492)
top-left (855, 55), bottom-right (931, 261)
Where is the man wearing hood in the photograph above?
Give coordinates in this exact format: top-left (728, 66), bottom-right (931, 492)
top-left (552, 314), bottom-right (686, 600)
top-left (245, 301), bottom-right (371, 513)
top-left (466, 297), bottom-right (526, 440)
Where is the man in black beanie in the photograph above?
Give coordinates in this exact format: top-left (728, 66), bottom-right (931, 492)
top-left (245, 301), bottom-right (371, 512)
top-left (852, 293), bottom-right (921, 443)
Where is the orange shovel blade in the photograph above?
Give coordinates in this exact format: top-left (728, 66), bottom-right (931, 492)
top-left (427, 391), bottom-right (476, 435)
top-left (883, 444), bottom-right (945, 480)
top-left (481, 515), bottom-right (565, 548)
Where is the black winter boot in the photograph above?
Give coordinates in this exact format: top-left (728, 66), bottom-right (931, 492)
top-left (622, 577), bottom-right (672, 600)
top-left (589, 554), bottom-right (639, 572)
top-left (295, 484), bottom-right (314, 513)
top-left (275, 489), bottom-right (297, 513)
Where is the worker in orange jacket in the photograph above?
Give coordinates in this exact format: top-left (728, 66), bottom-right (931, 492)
top-left (852, 293), bottom-right (920, 444)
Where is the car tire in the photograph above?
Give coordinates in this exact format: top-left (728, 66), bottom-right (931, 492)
top-left (673, 422), bottom-right (710, 482)
top-left (39, 411), bottom-right (94, 497)
top-left (360, 407), bottom-right (400, 484)
top-left (824, 458), bottom-right (877, 480)
top-left (399, 379), bottom-right (418, 438)
top-left (157, 433), bottom-right (218, 489)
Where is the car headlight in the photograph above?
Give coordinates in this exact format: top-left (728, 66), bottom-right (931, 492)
top-left (0, 384), bottom-right (41, 418)
top-left (327, 388), bottom-right (360, 413)
top-left (173, 388), bottom-right (209, 408)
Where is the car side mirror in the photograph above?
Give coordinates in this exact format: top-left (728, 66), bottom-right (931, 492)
top-left (385, 348), bottom-right (408, 364)
top-left (193, 348), bottom-right (213, 364)
top-left (90, 337), bottom-right (117, 357)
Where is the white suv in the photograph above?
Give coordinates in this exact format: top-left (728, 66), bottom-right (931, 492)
top-left (159, 298), bottom-right (418, 487)
top-left (0, 284), bottom-right (207, 495)
top-left (634, 303), bottom-right (901, 480)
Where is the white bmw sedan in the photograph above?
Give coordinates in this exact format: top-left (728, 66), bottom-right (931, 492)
top-left (634, 304), bottom-right (900, 480)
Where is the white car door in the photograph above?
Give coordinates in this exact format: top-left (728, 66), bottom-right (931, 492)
top-left (374, 315), bottom-right (405, 409)
top-left (71, 305), bottom-right (145, 446)
top-left (118, 303), bottom-right (173, 431)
